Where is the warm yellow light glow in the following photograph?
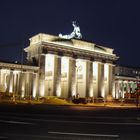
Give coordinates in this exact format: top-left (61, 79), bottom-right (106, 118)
top-left (13, 70), bottom-right (20, 74)
top-left (93, 62), bottom-right (98, 80)
top-left (61, 57), bottom-right (69, 73)
top-left (33, 88), bottom-right (36, 98)
top-left (1, 69), bottom-right (10, 92)
top-left (13, 73), bottom-right (19, 94)
top-left (21, 84), bottom-right (25, 98)
top-left (33, 74), bottom-right (37, 98)
top-left (89, 86), bottom-right (93, 97)
top-left (56, 84), bottom-right (61, 97)
top-left (104, 63), bottom-right (109, 81)
top-left (39, 80), bottom-right (45, 97)
top-left (112, 82), bottom-right (116, 98)
top-left (76, 59), bottom-right (83, 74)
top-left (75, 59), bottom-right (87, 97)
top-left (45, 54), bottom-right (54, 72)
top-left (1, 69), bottom-right (10, 73)
top-left (72, 82), bottom-right (76, 96)
top-left (9, 83), bottom-right (13, 93)
top-left (101, 85), bottom-right (105, 97)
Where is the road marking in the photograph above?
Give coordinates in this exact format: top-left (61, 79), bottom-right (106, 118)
top-left (0, 115), bottom-right (140, 126)
top-left (48, 131), bottom-right (119, 138)
top-left (0, 111), bottom-right (139, 125)
top-left (47, 119), bottom-right (140, 126)
top-left (0, 112), bottom-right (140, 126)
top-left (0, 120), bottom-right (35, 125)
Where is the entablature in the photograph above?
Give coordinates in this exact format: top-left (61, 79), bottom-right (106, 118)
top-left (41, 41), bottom-right (118, 62)
top-left (0, 62), bottom-right (39, 72)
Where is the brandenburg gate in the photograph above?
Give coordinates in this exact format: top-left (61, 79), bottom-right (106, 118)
top-left (25, 32), bottom-right (118, 99)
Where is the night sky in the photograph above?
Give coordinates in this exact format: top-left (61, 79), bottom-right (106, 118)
top-left (0, 0), bottom-right (140, 67)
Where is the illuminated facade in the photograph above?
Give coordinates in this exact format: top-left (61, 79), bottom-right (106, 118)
top-left (24, 33), bottom-right (118, 99)
top-left (112, 66), bottom-right (140, 99)
top-left (0, 62), bottom-right (39, 99)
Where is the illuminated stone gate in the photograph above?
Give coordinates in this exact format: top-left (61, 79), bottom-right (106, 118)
top-left (25, 33), bottom-right (118, 99)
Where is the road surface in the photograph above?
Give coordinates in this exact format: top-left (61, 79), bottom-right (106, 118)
top-left (0, 104), bottom-right (140, 140)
